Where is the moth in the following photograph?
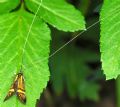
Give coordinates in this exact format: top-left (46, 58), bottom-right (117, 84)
top-left (4, 73), bottom-right (26, 104)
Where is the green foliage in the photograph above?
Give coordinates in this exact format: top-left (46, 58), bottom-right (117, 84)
top-left (0, 0), bottom-right (20, 14)
top-left (78, 81), bottom-right (99, 101)
top-left (0, 0), bottom-right (85, 106)
top-left (25, 0), bottom-right (85, 31)
top-left (100, 0), bottom-right (120, 79)
top-left (50, 33), bottom-right (100, 101)
top-left (0, 9), bottom-right (51, 107)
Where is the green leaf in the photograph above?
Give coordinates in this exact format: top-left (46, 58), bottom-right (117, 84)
top-left (0, 0), bottom-right (20, 14)
top-left (100, 0), bottom-right (120, 79)
top-left (0, 9), bottom-right (51, 106)
top-left (78, 81), bottom-right (100, 101)
top-left (25, 0), bottom-right (85, 31)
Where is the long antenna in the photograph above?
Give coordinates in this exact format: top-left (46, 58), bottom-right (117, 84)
top-left (23, 4), bottom-right (120, 69)
top-left (20, 0), bottom-right (43, 72)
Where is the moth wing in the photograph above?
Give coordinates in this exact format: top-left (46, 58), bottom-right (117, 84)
top-left (17, 91), bottom-right (26, 104)
top-left (4, 84), bottom-right (15, 102)
top-left (4, 74), bottom-right (18, 102)
top-left (17, 73), bottom-right (26, 104)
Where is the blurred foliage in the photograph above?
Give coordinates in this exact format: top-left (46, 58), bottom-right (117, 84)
top-left (49, 0), bottom-right (104, 102)
top-left (49, 14), bottom-right (104, 101)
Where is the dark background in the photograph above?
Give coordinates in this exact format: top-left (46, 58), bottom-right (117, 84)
top-left (37, 0), bottom-right (116, 107)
